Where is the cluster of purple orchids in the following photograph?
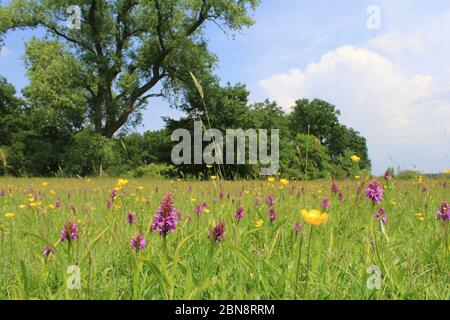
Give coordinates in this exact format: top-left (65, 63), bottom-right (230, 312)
top-left (150, 192), bottom-right (179, 237)
top-left (60, 220), bottom-right (80, 242)
top-left (364, 179), bottom-right (388, 225)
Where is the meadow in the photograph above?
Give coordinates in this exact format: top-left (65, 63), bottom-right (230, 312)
top-left (0, 175), bottom-right (448, 300)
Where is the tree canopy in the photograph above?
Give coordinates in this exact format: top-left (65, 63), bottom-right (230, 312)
top-left (0, 0), bottom-right (260, 137)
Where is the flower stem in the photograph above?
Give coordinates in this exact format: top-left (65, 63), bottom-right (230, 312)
top-left (304, 224), bottom-right (314, 296)
top-left (294, 230), bottom-right (304, 299)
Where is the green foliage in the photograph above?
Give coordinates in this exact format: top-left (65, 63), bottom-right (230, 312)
top-left (130, 163), bottom-right (176, 178)
top-left (280, 134), bottom-right (332, 180)
top-left (1, 0), bottom-right (260, 137)
top-left (62, 129), bottom-right (117, 176)
top-left (397, 170), bottom-right (422, 180)
top-left (289, 99), bottom-right (371, 173)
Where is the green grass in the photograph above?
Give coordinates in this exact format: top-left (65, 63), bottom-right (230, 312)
top-left (0, 176), bottom-right (448, 299)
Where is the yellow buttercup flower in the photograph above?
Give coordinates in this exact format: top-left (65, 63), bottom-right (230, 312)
top-left (444, 169), bottom-right (450, 174)
top-left (41, 182), bottom-right (49, 187)
top-left (117, 179), bottom-right (129, 187)
top-left (416, 213), bottom-right (425, 221)
top-left (267, 177), bottom-right (276, 183)
top-left (5, 212), bottom-right (14, 219)
top-left (355, 175), bottom-right (361, 180)
top-left (301, 209), bottom-right (329, 225)
top-left (190, 198), bottom-right (197, 203)
top-left (19, 204), bottom-right (26, 209)
top-left (351, 155), bottom-right (361, 162)
top-left (206, 164), bottom-right (213, 169)
top-left (280, 178), bottom-right (289, 186)
top-left (210, 175), bottom-right (218, 181)
top-left (204, 209), bottom-right (210, 214)
top-left (256, 219), bottom-right (264, 228)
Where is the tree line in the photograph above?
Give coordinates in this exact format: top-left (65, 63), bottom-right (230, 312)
top-left (0, 0), bottom-right (370, 179)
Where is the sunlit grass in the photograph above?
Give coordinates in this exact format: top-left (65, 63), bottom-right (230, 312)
top-left (0, 176), bottom-right (448, 299)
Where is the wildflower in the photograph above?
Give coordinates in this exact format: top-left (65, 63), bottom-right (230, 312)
top-left (374, 207), bottom-right (388, 225)
top-left (150, 192), bottom-right (179, 237)
top-left (19, 204), bottom-right (26, 209)
top-left (421, 185), bottom-right (429, 193)
top-left (42, 182), bottom-right (49, 187)
top-left (127, 211), bottom-right (136, 225)
top-left (210, 175), bottom-right (218, 181)
top-left (331, 181), bottom-right (340, 193)
top-left (106, 200), bottom-right (113, 209)
top-left (436, 201), bottom-right (449, 222)
top-left (194, 204), bottom-right (204, 215)
top-left (295, 223), bottom-right (302, 235)
top-left (355, 176), bottom-right (361, 180)
top-left (255, 196), bottom-right (261, 206)
top-left (384, 170), bottom-right (392, 181)
top-left (365, 180), bottom-right (384, 204)
top-left (60, 221), bottom-right (80, 242)
top-left (321, 198), bottom-right (330, 210)
top-left (268, 208), bottom-right (277, 222)
top-left (42, 246), bottom-right (54, 258)
top-left (265, 195), bottom-right (275, 207)
top-left (444, 169), bottom-right (450, 175)
top-left (338, 192), bottom-right (345, 202)
top-left (301, 209), bottom-right (329, 225)
top-left (5, 212), bottom-right (14, 219)
top-left (235, 207), bottom-right (244, 222)
top-left (117, 179), bottom-right (129, 187)
top-left (206, 164), bottom-right (213, 169)
top-left (256, 219), bottom-right (264, 228)
top-left (267, 177), bottom-right (275, 183)
top-left (208, 222), bottom-right (225, 243)
top-left (0, 190), bottom-right (4, 197)
top-left (351, 155), bottom-right (361, 162)
top-left (130, 233), bottom-right (146, 251)
top-left (55, 198), bottom-right (62, 209)
top-left (280, 178), bottom-right (289, 186)
top-left (111, 189), bottom-right (118, 199)
top-left (416, 213), bottom-right (425, 221)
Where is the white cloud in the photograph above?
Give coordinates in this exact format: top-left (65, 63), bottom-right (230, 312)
top-left (367, 34), bottom-right (426, 56)
top-left (260, 45), bottom-right (450, 174)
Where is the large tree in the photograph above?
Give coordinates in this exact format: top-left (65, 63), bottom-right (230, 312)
top-left (289, 98), bottom-right (370, 169)
top-left (0, 0), bottom-right (259, 137)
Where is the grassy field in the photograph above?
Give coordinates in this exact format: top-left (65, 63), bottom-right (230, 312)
top-left (0, 176), bottom-right (448, 300)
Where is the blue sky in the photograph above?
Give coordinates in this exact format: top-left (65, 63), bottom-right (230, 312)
top-left (1, 0), bottom-right (449, 175)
